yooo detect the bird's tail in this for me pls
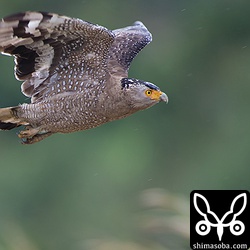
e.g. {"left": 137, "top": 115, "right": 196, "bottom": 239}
{"left": 0, "top": 106, "right": 53, "bottom": 144}
{"left": 0, "top": 106, "right": 26, "bottom": 130}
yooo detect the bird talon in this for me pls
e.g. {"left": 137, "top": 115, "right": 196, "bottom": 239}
{"left": 20, "top": 132, "right": 53, "bottom": 145}
{"left": 18, "top": 127, "right": 40, "bottom": 138}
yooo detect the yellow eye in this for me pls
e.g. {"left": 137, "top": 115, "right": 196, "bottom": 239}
{"left": 145, "top": 89, "right": 152, "bottom": 96}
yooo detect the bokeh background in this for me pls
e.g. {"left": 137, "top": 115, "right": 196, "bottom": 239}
{"left": 0, "top": 1, "right": 250, "bottom": 249}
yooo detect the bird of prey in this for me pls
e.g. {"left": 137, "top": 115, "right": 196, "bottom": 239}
{"left": 0, "top": 12, "right": 168, "bottom": 144}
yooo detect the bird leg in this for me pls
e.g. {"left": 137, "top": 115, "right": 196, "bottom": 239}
{"left": 21, "top": 132, "right": 53, "bottom": 144}
{"left": 18, "top": 126, "right": 53, "bottom": 144}
{"left": 18, "top": 126, "right": 40, "bottom": 139}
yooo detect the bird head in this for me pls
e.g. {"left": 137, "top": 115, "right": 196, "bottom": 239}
{"left": 121, "top": 78, "right": 168, "bottom": 110}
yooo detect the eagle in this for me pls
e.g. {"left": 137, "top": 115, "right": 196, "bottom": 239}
{"left": 0, "top": 12, "right": 168, "bottom": 144}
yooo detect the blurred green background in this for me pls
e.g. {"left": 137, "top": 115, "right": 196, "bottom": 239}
{"left": 0, "top": 0, "right": 250, "bottom": 249}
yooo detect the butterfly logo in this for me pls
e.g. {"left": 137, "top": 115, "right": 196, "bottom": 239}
{"left": 193, "top": 192, "right": 247, "bottom": 241}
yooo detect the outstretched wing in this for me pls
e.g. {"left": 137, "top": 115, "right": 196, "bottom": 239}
{"left": 0, "top": 12, "right": 114, "bottom": 102}
{"left": 107, "top": 21, "right": 152, "bottom": 77}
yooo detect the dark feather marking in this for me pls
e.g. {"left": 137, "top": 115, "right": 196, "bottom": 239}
{"left": 3, "top": 12, "right": 26, "bottom": 22}
{"left": 0, "top": 122, "right": 20, "bottom": 130}
{"left": 121, "top": 78, "right": 159, "bottom": 90}
{"left": 40, "top": 12, "right": 54, "bottom": 22}
{"left": 13, "top": 20, "right": 31, "bottom": 38}
{"left": 12, "top": 45, "right": 38, "bottom": 79}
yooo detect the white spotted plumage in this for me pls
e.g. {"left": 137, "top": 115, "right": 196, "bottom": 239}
{"left": 0, "top": 11, "right": 167, "bottom": 144}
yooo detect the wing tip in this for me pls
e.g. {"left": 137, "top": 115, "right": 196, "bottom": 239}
{"left": 132, "top": 21, "right": 152, "bottom": 41}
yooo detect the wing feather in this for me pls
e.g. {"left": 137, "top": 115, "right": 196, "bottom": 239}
{"left": 0, "top": 12, "right": 114, "bottom": 102}
{"left": 107, "top": 21, "right": 152, "bottom": 77}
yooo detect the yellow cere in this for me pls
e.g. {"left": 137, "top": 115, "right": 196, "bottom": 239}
{"left": 145, "top": 89, "right": 163, "bottom": 101}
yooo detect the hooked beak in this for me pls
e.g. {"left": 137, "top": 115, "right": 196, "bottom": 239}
{"left": 160, "top": 92, "right": 168, "bottom": 103}
{"left": 150, "top": 90, "right": 168, "bottom": 103}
